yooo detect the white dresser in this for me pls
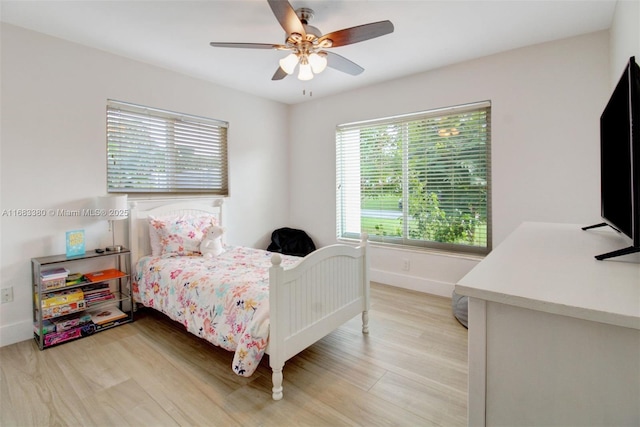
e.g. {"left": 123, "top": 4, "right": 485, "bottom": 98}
{"left": 456, "top": 222, "right": 640, "bottom": 426}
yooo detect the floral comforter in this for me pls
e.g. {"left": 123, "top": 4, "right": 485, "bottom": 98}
{"left": 132, "top": 246, "right": 300, "bottom": 376}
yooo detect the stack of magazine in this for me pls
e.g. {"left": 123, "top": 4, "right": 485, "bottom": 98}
{"left": 81, "top": 283, "right": 115, "bottom": 306}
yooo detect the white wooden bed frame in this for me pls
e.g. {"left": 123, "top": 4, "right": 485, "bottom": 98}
{"left": 129, "top": 199, "right": 370, "bottom": 400}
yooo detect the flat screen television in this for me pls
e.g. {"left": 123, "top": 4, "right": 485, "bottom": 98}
{"left": 583, "top": 56, "right": 640, "bottom": 260}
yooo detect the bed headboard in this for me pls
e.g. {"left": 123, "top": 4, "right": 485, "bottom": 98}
{"left": 129, "top": 198, "right": 224, "bottom": 266}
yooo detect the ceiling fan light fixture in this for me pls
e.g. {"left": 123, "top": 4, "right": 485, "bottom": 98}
{"left": 209, "top": 1, "right": 394, "bottom": 82}
{"left": 279, "top": 53, "right": 299, "bottom": 74}
{"left": 298, "top": 61, "right": 314, "bottom": 81}
{"left": 308, "top": 52, "right": 328, "bottom": 74}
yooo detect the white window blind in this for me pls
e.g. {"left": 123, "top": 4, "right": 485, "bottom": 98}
{"left": 336, "top": 101, "right": 491, "bottom": 254}
{"left": 107, "top": 100, "right": 228, "bottom": 194}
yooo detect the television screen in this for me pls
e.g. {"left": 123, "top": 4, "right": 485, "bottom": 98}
{"left": 584, "top": 56, "right": 640, "bottom": 260}
{"left": 600, "top": 62, "right": 633, "bottom": 238}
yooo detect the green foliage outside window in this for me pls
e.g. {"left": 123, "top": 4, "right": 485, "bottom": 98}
{"left": 337, "top": 101, "right": 491, "bottom": 254}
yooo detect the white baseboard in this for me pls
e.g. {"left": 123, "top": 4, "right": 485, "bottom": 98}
{"left": 0, "top": 319, "right": 33, "bottom": 347}
{"left": 371, "top": 268, "right": 455, "bottom": 298}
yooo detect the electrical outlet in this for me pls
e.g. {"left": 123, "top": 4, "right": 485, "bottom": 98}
{"left": 1, "top": 287, "right": 14, "bottom": 303}
{"left": 402, "top": 259, "right": 410, "bottom": 271}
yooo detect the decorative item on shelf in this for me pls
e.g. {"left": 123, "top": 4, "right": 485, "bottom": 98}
{"left": 65, "top": 230, "right": 85, "bottom": 257}
{"left": 98, "top": 194, "right": 128, "bottom": 252}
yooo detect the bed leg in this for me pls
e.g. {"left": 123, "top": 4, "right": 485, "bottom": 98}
{"left": 362, "top": 310, "right": 369, "bottom": 334}
{"left": 272, "top": 367, "right": 284, "bottom": 400}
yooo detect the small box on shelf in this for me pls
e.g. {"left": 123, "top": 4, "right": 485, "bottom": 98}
{"left": 41, "top": 277, "right": 67, "bottom": 291}
{"left": 34, "top": 320, "right": 56, "bottom": 336}
{"left": 40, "top": 267, "right": 69, "bottom": 280}
{"left": 36, "top": 323, "right": 96, "bottom": 348}
{"left": 51, "top": 311, "right": 92, "bottom": 332}
{"left": 40, "top": 267, "right": 70, "bottom": 290}
{"left": 36, "top": 288, "right": 84, "bottom": 308}
{"left": 41, "top": 300, "right": 86, "bottom": 319}
{"left": 42, "top": 327, "right": 82, "bottom": 347}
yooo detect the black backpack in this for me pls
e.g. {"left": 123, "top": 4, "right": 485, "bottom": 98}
{"left": 267, "top": 227, "right": 316, "bottom": 257}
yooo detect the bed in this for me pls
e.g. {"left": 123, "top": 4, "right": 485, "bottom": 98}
{"left": 129, "top": 199, "right": 370, "bottom": 400}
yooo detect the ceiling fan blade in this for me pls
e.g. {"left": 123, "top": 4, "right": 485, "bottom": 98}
{"left": 272, "top": 66, "right": 289, "bottom": 80}
{"left": 267, "top": 0, "right": 306, "bottom": 36}
{"left": 325, "top": 51, "right": 364, "bottom": 76}
{"left": 209, "top": 42, "right": 284, "bottom": 50}
{"left": 319, "top": 20, "right": 394, "bottom": 48}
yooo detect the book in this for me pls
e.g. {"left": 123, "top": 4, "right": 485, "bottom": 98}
{"left": 81, "top": 283, "right": 110, "bottom": 294}
{"left": 41, "top": 267, "right": 70, "bottom": 280}
{"left": 85, "top": 293, "right": 115, "bottom": 306}
{"left": 87, "top": 305, "right": 127, "bottom": 325}
{"left": 66, "top": 229, "right": 85, "bottom": 257}
{"left": 80, "top": 283, "right": 113, "bottom": 304}
{"left": 84, "top": 269, "right": 126, "bottom": 283}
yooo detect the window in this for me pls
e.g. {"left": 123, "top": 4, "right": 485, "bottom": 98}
{"left": 107, "top": 100, "right": 228, "bottom": 194}
{"left": 336, "top": 101, "right": 491, "bottom": 255}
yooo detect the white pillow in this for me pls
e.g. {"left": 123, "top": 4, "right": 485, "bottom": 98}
{"left": 148, "top": 214, "right": 217, "bottom": 256}
{"left": 148, "top": 218, "right": 164, "bottom": 256}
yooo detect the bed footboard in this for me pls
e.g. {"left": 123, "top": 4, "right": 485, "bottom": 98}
{"left": 268, "top": 234, "right": 370, "bottom": 400}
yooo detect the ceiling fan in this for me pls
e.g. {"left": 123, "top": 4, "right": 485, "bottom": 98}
{"left": 209, "top": 0, "right": 394, "bottom": 81}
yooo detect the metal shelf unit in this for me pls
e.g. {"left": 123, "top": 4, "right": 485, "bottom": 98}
{"left": 31, "top": 248, "right": 133, "bottom": 350}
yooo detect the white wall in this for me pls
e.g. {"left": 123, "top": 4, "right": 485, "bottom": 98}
{"left": 288, "top": 31, "right": 611, "bottom": 296}
{"left": 609, "top": 0, "right": 640, "bottom": 88}
{"left": 0, "top": 23, "right": 290, "bottom": 345}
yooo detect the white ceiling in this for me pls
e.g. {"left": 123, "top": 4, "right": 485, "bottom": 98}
{"left": 1, "top": 0, "right": 617, "bottom": 105}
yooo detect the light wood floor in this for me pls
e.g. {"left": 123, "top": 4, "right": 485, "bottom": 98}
{"left": 0, "top": 283, "right": 468, "bottom": 426}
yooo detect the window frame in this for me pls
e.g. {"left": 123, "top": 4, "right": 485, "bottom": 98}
{"left": 106, "top": 100, "right": 229, "bottom": 195}
{"left": 336, "top": 101, "right": 492, "bottom": 255}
